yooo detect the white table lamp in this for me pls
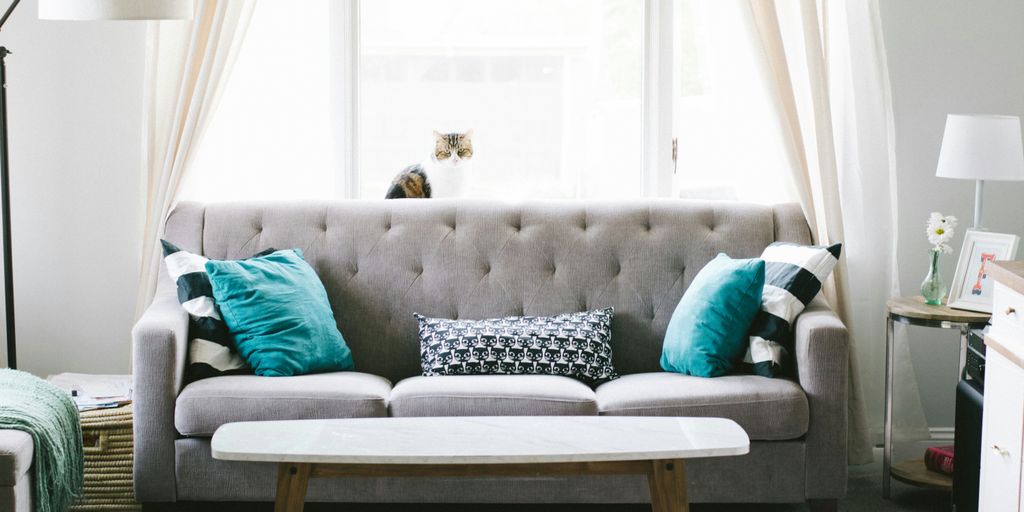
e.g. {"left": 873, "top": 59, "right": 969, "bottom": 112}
{"left": 936, "top": 114, "right": 1024, "bottom": 229}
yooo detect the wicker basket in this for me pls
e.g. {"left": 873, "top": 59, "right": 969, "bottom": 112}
{"left": 71, "top": 404, "right": 141, "bottom": 511}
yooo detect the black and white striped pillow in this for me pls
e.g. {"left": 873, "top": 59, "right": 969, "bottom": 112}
{"left": 161, "top": 241, "right": 275, "bottom": 382}
{"left": 747, "top": 242, "right": 841, "bottom": 378}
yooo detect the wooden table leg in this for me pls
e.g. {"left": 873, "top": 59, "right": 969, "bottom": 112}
{"left": 275, "top": 463, "right": 311, "bottom": 512}
{"left": 647, "top": 459, "right": 689, "bottom": 512}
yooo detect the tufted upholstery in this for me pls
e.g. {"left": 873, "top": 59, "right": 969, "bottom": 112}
{"left": 166, "top": 200, "right": 811, "bottom": 383}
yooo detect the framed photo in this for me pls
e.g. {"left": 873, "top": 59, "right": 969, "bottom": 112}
{"left": 948, "top": 229, "right": 1020, "bottom": 313}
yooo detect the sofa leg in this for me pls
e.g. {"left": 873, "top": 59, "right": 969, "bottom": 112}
{"left": 807, "top": 498, "right": 839, "bottom": 512}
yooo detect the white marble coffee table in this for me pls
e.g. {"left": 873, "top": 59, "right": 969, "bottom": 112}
{"left": 211, "top": 416, "right": 750, "bottom": 512}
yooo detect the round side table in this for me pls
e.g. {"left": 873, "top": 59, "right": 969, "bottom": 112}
{"left": 882, "top": 296, "right": 989, "bottom": 498}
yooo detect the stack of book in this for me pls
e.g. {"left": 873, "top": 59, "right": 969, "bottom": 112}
{"left": 46, "top": 373, "right": 131, "bottom": 412}
{"left": 925, "top": 445, "right": 955, "bottom": 475}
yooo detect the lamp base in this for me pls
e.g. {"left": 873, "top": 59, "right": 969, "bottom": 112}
{"left": 973, "top": 179, "right": 984, "bottom": 231}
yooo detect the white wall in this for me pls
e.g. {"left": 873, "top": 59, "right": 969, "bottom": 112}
{"left": 880, "top": 0, "right": 1024, "bottom": 430}
{"left": 0, "top": 0, "right": 146, "bottom": 376}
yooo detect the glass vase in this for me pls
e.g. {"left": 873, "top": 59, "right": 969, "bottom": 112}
{"left": 920, "top": 248, "right": 945, "bottom": 305}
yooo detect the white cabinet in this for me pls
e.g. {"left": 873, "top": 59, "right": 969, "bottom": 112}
{"left": 980, "top": 278, "right": 1024, "bottom": 511}
{"left": 979, "top": 349, "right": 1024, "bottom": 511}
{"left": 993, "top": 282, "right": 1024, "bottom": 341}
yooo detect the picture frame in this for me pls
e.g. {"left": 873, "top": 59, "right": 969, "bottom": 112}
{"left": 948, "top": 229, "right": 1020, "bottom": 313}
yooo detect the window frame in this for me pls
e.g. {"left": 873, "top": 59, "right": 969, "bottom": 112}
{"left": 329, "top": 0, "right": 676, "bottom": 199}
{"left": 329, "top": 0, "right": 360, "bottom": 199}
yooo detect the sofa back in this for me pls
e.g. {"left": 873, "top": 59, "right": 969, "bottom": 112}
{"left": 163, "top": 200, "right": 811, "bottom": 382}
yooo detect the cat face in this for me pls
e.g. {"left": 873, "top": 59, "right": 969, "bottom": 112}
{"left": 526, "top": 347, "right": 544, "bottom": 362}
{"left": 471, "top": 346, "right": 489, "bottom": 360}
{"left": 489, "top": 346, "right": 508, "bottom": 361}
{"left": 453, "top": 348, "right": 472, "bottom": 362}
{"left": 433, "top": 130, "right": 474, "bottom": 167}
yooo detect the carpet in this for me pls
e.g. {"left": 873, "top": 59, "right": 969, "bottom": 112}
{"left": 164, "top": 459, "right": 951, "bottom": 512}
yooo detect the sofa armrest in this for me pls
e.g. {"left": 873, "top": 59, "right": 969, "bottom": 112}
{"left": 793, "top": 297, "right": 849, "bottom": 500}
{"left": 131, "top": 273, "right": 188, "bottom": 502}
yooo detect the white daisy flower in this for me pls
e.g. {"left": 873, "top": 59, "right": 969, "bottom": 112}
{"left": 925, "top": 212, "right": 957, "bottom": 251}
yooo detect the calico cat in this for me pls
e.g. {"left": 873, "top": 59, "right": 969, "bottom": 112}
{"left": 385, "top": 130, "right": 474, "bottom": 199}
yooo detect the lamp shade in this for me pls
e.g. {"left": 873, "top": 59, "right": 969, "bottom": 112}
{"left": 39, "top": 0, "right": 193, "bottom": 20}
{"left": 936, "top": 114, "right": 1024, "bottom": 181}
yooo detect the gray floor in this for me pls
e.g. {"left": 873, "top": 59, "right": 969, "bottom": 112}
{"left": 168, "top": 458, "right": 952, "bottom": 512}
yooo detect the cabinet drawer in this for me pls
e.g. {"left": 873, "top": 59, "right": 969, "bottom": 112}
{"left": 994, "top": 282, "right": 1024, "bottom": 334}
{"left": 980, "top": 350, "right": 1024, "bottom": 512}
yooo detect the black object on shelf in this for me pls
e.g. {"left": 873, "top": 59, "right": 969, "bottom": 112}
{"left": 953, "top": 329, "right": 986, "bottom": 512}
{"left": 964, "top": 328, "right": 986, "bottom": 385}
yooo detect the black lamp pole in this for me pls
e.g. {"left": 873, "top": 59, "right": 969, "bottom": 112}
{"left": 1, "top": 0, "right": 20, "bottom": 369}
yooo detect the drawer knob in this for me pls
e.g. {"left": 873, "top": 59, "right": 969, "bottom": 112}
{"left": 993, "top": 445, "right": 1010, "bottom": 458}
{"left": 1007, "top": 307, "right": 1018, "bottom": 316}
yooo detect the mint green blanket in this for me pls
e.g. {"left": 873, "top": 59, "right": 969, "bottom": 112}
{"left": 0, "top": 369, "right": 83, "bottom": 512}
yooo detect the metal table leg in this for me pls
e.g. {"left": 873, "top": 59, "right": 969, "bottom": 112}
{"left": 958, "top": 326, "right": 969, "bottom": 378}
{"left": 883, "top": 313, "right": 895, "bottom": 499}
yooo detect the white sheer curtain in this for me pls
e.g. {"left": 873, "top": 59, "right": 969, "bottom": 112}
{"left": 136, "top": 0, "right": 256, "bottom": 314}
{"left": 828, "top": 0, "right": 930, "bottom": 458}
{"left": 748, "top": 0, "right": 924, "bottom": 463}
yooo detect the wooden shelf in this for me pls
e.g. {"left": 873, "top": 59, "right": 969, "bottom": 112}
{"left": 890, "top": 459, "right": 952, "bottom": 490}
{"left": 887, "top": 296, "right": 990, "bottom": 324}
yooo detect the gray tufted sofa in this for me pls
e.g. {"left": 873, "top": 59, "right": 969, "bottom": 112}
{"left": 132, "top": 199, "right": 848, "bottom": 510}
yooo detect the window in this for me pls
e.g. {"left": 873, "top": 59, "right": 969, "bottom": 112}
{"left": 670, "top": 0, "right": 797, "bottom": 203}
{"left": 358, "top": 0, "right": 643, "bottom": 199}
{"left": 182, "top": 0, "right": 796, "bottom": 204}
{"left": 183, "top": 0, "right": 337, "bottom": 202}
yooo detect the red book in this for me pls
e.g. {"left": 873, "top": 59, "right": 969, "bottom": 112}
{"left": 925, "top": 445, "right": 954, "bottom": 475}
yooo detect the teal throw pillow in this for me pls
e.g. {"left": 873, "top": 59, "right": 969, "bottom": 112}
{"left": 660, "top": 254, "right": 765, "bottom": 378}
{"left": 205, "top": 249, "right": 354, "bottom": 377}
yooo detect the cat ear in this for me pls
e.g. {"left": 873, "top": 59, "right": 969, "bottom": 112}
{"left": 462, "top": 129, "right": 474, "bottom": 140}
{"left": 433, "top": 130, "right": 445, "bottom": 141}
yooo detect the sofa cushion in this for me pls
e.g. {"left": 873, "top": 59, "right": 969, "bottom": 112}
{"left": 389, "top": 375, "right": 598, "bottom": 417}
{"left": 160, "top": 240, "right": 273, "bottom": 382}
{"left": 595, "top": 372, "right": 808, "bottom": 441}
{"left": 175, "top": 372, "right": 391, "bottom": 437}
{"left": 747, "top": 242, "right": 841, "bottom": 378}
{"left": 660, "top": 254, "right": 765, "bottom": 378}
{"left": 206, "top": 249, "right": 355, "bottom": 377}
{"left": 416, "top": 308, "right": 618, "bottom": 382}
{"left": 0, "top": 430, "right": 32, "bottom": 486}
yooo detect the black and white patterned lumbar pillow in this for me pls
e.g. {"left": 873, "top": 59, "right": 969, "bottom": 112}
{"left": 746, "top": 242, "right": 842, "bottom": 378}
{"left": 416, "top": 308, "right": 618, "bottom": 382}
{"left": 161, "top": 240, "right": 275, "bottom": 382}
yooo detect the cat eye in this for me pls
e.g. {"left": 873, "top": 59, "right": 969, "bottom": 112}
{"left": 437, "top": 151, "right": 451, "bottom": 159}
{"left": 458, "top": 150, "right": 471, "bottom": 157}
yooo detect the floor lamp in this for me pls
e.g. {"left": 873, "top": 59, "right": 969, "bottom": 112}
{"left": 1, "top": 0, "right": 193, "bottom": 369}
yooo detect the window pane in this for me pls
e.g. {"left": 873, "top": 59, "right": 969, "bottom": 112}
{"left": 358, "top": 0, "right": 644, "bottom": 199}
{"left": 672, "top": 0, "right": 797, "bottom": 204}
{"left": 181, "top": 0, "right": 336, "bottom": 202}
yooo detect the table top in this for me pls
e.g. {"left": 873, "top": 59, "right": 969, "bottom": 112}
{"left": 991, "top": 261, "right": 1024, "bottom": 297}
{"left": 886, "top": 296, "right": 990, "bottom": 324}
{"left": 211, "top": 416, "right": 750, "bottom": 465}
